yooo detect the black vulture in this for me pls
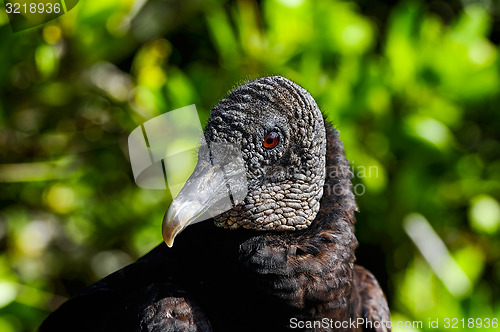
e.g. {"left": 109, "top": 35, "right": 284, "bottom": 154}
{"left": 40, "top": 76, "right": 390, "bottom": 332}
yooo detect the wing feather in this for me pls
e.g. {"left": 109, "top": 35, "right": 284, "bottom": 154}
{"left": 353, "top": 265, "right": 391, "bottom": 332}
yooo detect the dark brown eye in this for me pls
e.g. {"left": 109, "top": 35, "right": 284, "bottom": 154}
{"left": 263, "top": 131, "right": 279, "bottom": 149}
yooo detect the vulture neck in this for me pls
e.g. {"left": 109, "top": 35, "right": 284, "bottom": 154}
{"left": 315, "top": 121, "right": 358, "bottom": 231}
{"left": 299, "top": 121, "right": 359, "bottom": 319}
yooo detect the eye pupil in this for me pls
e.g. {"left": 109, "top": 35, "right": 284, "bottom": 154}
{"left": 263, "top": 131, "right": 279, "bottom": 149}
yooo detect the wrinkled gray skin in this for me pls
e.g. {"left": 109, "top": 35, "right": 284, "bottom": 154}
{"left": 207, "top": 76, "right": 327, "bottom": 231}
{"left": 163, "top": 76, "right": 328, "bottom": 246}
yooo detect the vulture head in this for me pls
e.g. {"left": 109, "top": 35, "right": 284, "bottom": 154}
{"left": 163, "top": 76, "right": 334, "bottom": 246}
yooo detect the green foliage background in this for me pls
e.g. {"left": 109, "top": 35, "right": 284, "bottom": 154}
{"left": 0, "top": 0, "right": 499, "bottom": 331}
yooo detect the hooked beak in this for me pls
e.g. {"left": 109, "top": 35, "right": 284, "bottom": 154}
{"left": 161, "top": 144, "right": 247, "bottom": 247}
{"left": 162, "top": 199, "right": 206, "bottom": 247}
{"left": 162, "top": 165, "right": 221, "bottom": 247}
